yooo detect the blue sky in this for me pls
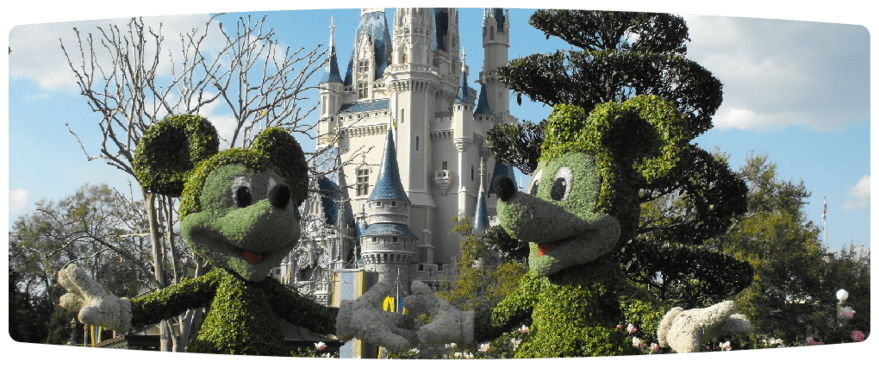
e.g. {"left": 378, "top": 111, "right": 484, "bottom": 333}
{"left": 3, "top": 1, "right": 872, "bottom": 256}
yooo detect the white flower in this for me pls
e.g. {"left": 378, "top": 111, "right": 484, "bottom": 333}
{"left": 511, "top": 338, "right": 523, "bottom": 350}
{"left": 454, "top": 352, "right": 462, "bottom": 358}
{"left": 632, "top": 337, "right": 645, "bottom": 348}
{"left": 409, "top": 348, "right": 420, "bottom": 354}
{"left": 478, "top": 343, "right": 491, "bottom": 353}
{"left": 720, "top": 341, "right": 732, "bottom": 351}
{"left": 519, "top": 325, "right": 530, "bottom": 334}
{"left": 314, "top": 341, "right": 327, "bottom": 350}
{"left": 465, "top": 352, "right": 474, "bottom": 359}
{"left": 446, "top": 342, "right": 457, "bottom": 348}
{"left": 650, "top": 343, "right": 659, "bottom": 353}
{"left": 626, "top": 323, "right": 638, "bottom": 334}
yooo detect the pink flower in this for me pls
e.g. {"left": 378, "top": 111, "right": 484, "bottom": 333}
{"left": 853, "top": 331, "right": 865, "bottom": 342}
{"left": 518, "top": 325, "right": 530, "bottom": 334}
{"left": 626, "top": 323, "right": 638, "bottom": 334}
{"left": 720, "top": 341, "right": 732, "bottom": 351}
{"left": 806, "top": 337, "right": 823, "bottom": 346}
{"left": 616, "top": 324, "right": 622, "bottom": 331}
{"left": 314, "top": 341, "right": 327, "bottom": 350}
{"left": 839, "top": 307, "right": 856, "bottom": 319}
{"left": 650, "top": 343, "right": 659, "bottom": 353}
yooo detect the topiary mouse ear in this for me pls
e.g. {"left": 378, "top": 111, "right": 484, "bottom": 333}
{"left": 134, "top": 115, "right": 219, "bottom": 197}
{"left": 252, "top": 127, "right": 308, "bottom": 207}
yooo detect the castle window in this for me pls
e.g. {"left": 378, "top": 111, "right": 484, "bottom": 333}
{"left": 356, "top": 168, "right": 370, "bottom": 196}
{"left": 391, "top": 201, "right": 397, "bottom": 207}
{"left": 490, "top": 27, "right": 495, "bottom": 41}
{"left": 376, "top": 201, "right": 383, "bottom": 207}
{"left": 471, "top": 165, "right": 475, "bottom": 181}
{"left": 358, "top": 82, "right": 368, "bottom": 99}
{"left": 372, "top": 237, "right": 377, "bottom": 243}
{"left": 393, "top": 237, "right": 399, "bottom": 243}
{"left": 400, "top": 109, "right": 405, "bottom": 124}
{"left": 442, "top": 161, "right": 448, "bottom": 170}
{"left": 416, "top": 136, "right": 420, "bottom": 151}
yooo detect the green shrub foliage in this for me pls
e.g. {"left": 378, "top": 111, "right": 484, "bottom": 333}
{"left": 128, "top": 115, "right": 333, "bottom": 355}
{"left": 134, "top": 115, "right": 219, "bottom": 197}
{"left": 132, "top": 268, "right": 337, "bottom": 355}
{"left": 542, "top": 96, "right": 689, "bottom": 245}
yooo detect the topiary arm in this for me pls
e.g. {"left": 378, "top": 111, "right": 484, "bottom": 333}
{"left": 130, "top": 269, "right": 223, "bottom": 327}
{"left": 264, "top": 278, "right": 338, "bottom": 335}
{"left": 477, "top": 272, "right": 543, "bottom": 341}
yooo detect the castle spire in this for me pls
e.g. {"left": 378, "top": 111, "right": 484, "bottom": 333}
{"left": 320, "top": 17, "right": 343, "bottom": 84}
{"left": 473, "top": 157, "right": 489, "bottom": 236}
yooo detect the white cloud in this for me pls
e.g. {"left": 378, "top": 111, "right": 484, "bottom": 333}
{"left": 682, "top": 15, "right": 869, "bottom": 132}
{"left": 9, "top": 188, "right": 31, "bottom": 215}
{"left": 9, "top": 14, "right": 218, "bottom": 92}
{"left": 843, "top": 175, "right": 870, "bottom": 210}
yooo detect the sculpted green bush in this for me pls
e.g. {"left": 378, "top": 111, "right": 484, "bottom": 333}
{"left": 434, "top": 95, "right": 751, "bottom": 357}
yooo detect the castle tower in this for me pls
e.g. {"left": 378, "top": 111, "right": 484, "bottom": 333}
{"left": 345, "top": 9, "right": 393, "bottom": 101}
{"left": 309, "top": 9, "right": 516, "bottom": 296}
{"left": 359, "top": 129, "right": 417, "bottom": 293}
{"left": 481, "top": 8, "right": 511, "bottom": 120}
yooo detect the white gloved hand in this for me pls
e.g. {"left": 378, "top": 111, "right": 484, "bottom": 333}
{"left": 405, "top": 281, "right": 475, "bottom": 348}
{"left": 657, "top": 301, "right": 751, "bottom": 353}
{"left": 336, "top": 279, "right": 418, "bottom": 352}
{"left": 58, "top": 264, "right": 132, "bottom": 333}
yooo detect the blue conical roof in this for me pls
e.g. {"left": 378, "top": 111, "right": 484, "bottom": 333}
{"left": 474, "top": 82, "right": 493, "bottom": 115}
{"left": 369, "top": 129, "right": 410, "bottom": 202}
{"left": 473, "top": 185, "right": 489, "bottom": 236}
{"left": 455, "top": 68, "right": 473, "bottom": 104}
{"left": 488, "top": 160, "right": 517, "bottom": 196}
{"left": 320, "top": 45, "right": 343, "bottom": 84}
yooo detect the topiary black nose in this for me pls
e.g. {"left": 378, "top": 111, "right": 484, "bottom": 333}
{"left": 494, "top": 176, "right": 517, "bottom": 202}
{"left": 268, "top": 184, "right": 291, "bottom": 209}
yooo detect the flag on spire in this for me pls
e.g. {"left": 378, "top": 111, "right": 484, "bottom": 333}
{"left": 823, "top": 195, "right": 827, "bottom": 222}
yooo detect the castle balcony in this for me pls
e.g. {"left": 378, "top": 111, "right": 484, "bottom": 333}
{"left": 435, "top": 170, "right": 452, "bottom": 193}
{"left": 386, "top": 63, "right": 439, "bottom": 76}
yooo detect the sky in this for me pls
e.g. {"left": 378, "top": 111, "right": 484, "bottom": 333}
{"left": 4, "top": 1, "right": 872, "bottom": 253}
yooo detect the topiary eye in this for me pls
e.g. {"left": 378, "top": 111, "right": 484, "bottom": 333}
{"left": 528, "top": 170, "right": 543, "bottom": 196}
{"left": 550, "top": 167, "right": 573, "bottom": 201}
{"left": 234, "top": 186, "right": 253, "bottom": 208}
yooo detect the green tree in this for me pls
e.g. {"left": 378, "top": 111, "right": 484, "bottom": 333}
{"left": 438, "top": 218, "right": 528, "bottom": 321}
{"left": 8, "top": 270, "right": 56, "bottom": 343}
{"left": 707, "top": 154, "right": 832, "bottom": 343}
{"left": 8, "top": 183, "right": 164, "bottom": 343}
{"left": 489, "top": 10, "right": 750, "bottom": 308}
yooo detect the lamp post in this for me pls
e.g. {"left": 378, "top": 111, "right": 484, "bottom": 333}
{"left": 68, "top": 318, "right": 77, "bottom": 346}
{"left": 836, "top": 289, "right": 850, "bottom": 331}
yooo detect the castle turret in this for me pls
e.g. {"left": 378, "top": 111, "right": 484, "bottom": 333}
{"left": 359, "top": 128, "right": 417, "bottom": 293}
{"left": 481, "top": 8, "right": 511, "bottom": 121}
{"left": 318, "top": 17, "right": 344, "bottom": 147}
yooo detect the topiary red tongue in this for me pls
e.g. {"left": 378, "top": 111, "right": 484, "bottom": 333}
{"left": 243, "top": 251, "right": 263, "bottom": 264}
{"left": 537, "top": 245, "right": 556, "bottom": 257}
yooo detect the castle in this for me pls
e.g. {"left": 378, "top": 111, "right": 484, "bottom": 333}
{"left": 272, "top": 8, "right": 517, "bottom": 304}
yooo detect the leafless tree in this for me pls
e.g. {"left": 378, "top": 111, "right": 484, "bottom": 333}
{"left": 60, "top": 14, "right": 328, "bottom": 351}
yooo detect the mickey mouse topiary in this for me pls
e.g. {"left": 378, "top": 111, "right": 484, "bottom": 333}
{"left": 59, "top": 115, "right": 417, "bottom": 355}
{"left": 408, "top": 96, "right": 751, "bottom": 357}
